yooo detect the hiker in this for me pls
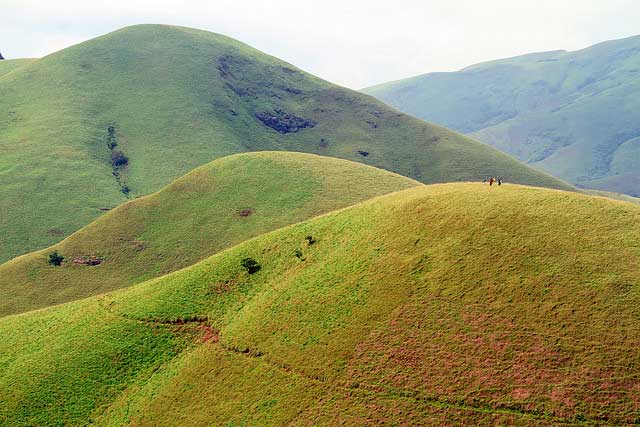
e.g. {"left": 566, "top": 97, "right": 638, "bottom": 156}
{"left": 498, "top": 178, "right": 502, "bottom": 186}
{"left": 489, "top": 177, "right": 494, "bottom": 186}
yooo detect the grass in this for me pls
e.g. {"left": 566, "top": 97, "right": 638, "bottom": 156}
{"left": 0, "top": 23, "right": 571, "bottom": 263}
{"left": 0, "top": 58, "right": 35, "bottom": 77}
{"left": 0, "top": 151, "right": 420, "bottom": 317}
{"left": 1, "top": 183, "right": 638, "bottom": 426}
{"left": 363, "top": 35, "right": 640, "bottom": 196}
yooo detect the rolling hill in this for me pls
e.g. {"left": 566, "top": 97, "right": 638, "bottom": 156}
{"left": 0, "top": 151, "right": 419, "bottom": 317}
{"left": 0, "top": 58, "right": 35, "bottom": 77}
{"left": 0, "top": 24, "right": 571, "bottom": 263}
{"left": 364, "top": 35, "right": 640, "bottom": 197}
{"left": 1, "top": 183, "right": 638, "bottom": 426}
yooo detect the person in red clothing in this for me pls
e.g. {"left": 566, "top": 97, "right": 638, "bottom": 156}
{"left": 489, "top": 177, "right": 495, "bottom": 186}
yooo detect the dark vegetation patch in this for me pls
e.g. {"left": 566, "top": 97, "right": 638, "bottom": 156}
{"left": 366, "top": 120, "right": 378, "bottom": 128}
{"left": 48, "top": 251, "right": 64, "bottom": 266}
{"left": 111, "top": 150, "right": 128, "bottom": 167}
{"left": 305, "top": 235, "right": 316, "bottom": 246}
{"left": 318, "top": 138, "right": 328, "bottom": 148}
{"left": 98, "top": 207, "right": 113, "bottom": 212}
{"left": 217, "top": 55, "right": 257, "bottom": 97}
{"left": 255, "top": 109, "right": 316, "bottom": 134}
{"left": 237, "top": 208, "right": 253, "bottom": 217}
{"left": 0, "top": 52, "right": 4, "bottom": 60}
{"left": 47, "top": 228, "right": 64, "bottom": 237}
{"left": 104, "top": 126, "right": 131, "bottom": 196}
{"left": 241, "top": 257, "right": 261, "bottom": 274}
{"left": 357, "top": 150, "right": 370, "bottom": 157}
{"left": 106, "top": 126, "right": 117, "bottom": 149}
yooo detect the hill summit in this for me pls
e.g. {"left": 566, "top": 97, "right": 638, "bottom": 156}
{"left": 0, "top": 24, "right": 570, "bottom": 263}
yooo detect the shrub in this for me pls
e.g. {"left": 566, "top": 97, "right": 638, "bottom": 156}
{"left": 111, "top": 150, "right": 128, "bottom": 167}
{"left": 294, "top": 249, "right": 303, "bottom": 259}
{"left": 305, "top": 235, "right": 316, "bottom": 246}
{"left": 48, "top": 251, "right": 64, "bottom": 266}
{"left": 241, "top": 257, "right": 261, "bottom": 274}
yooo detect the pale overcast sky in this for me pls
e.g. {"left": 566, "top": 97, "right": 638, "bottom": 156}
{"left": 3, "top": 0, "right": 639, "bottom": 88}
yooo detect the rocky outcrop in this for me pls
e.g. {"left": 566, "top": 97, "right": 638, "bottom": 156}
{"left": 255, "top": 109, "right": 316, "bottom": 134}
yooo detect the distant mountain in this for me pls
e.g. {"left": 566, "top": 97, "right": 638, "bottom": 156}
{"left": 0, "top": 24, "right": 570, "bottom": 263}
{"left": 364, "top": 35, "right": 640, "bottom": 196}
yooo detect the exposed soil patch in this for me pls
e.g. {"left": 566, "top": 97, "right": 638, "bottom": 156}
{"left": 73, "top": 256, "right": 103, "bottom": 266}
{"left": 237, "top": 208, "right": 253, "bottom": 217}
{"left": 209, "top": 279, "right": 238, "bottom": 295}
{"left": 255, "top": 109, "right": 316, "bottom": 134}
{"left": 199, "top": 324, "right": 219, "bottom": 343}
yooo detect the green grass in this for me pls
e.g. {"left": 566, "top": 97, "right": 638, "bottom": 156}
{"left": 0, "top": 24, "right": 571, "bottom": 263}
{"left": 0, "top": 58, "right": 35, "bottom": 77}
{"left": 1, "top": 183, "right": 638, "bottom": 426}
{"left": 363, "top": 35, "right": 640, "bottom": 196}
{"left": 0, "top": 151, "right": 420, "bottom": 317}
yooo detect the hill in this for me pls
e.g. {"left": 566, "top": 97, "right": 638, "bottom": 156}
{"left": 364, "top": 35, "right": 640, "bottom": 196}
{"left": 0, "top": 24, "right": 571, "bottom": 263}
{"left": 0, "top": 151, "right": 419, "bottom": 317}
{"left": 0, "top": 58, "right": 35, "bottom": 77}
{"left": 1, "top": 183, "right": 638, "bottom": 426}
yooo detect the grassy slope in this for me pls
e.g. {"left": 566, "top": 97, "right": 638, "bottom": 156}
{"left": 0, "top": 58, "right": 35, "bottom": 77}
{"left": 363, "top": 35, "right": 640, "bottom": 196}
{"left": 2, "top": 184, "right": 639, "bottom": 426}
{"left": 0, "top": 151, "right": 419, "bottom": 317}
{"left": 0, "top": 24, "right": 571, "bottom": 263}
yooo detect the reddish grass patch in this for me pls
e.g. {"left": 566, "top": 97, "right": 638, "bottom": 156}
{"left": 237, "top": 208, "right": 253, "bottom": 217}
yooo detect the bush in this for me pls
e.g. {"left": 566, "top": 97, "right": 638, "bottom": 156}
{"left": 241, "top": 257, "right": 261, "bottom": 274}
{"left": 48, "top": 251, "right": 64, "bottom": 266}
{"left": 305, "top": 235, "right": 316, "bottom": 246}
{"left": 111, "top": 150, "right": 128, "bottom": 167}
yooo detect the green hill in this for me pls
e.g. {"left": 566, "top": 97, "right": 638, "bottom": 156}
{"left": 0, "top": 24, "right": 571, "bottom": 263}
{"left": 0, "top": 151, "right": 419, "bottom": 317}
{"left": 364, "top": 35, "right": 640, "bottom": 197}
{"left": 0, "top": 58, "right": 35, "bottom": 77}
{"left": 1, "top": 183, "right": 638, "bottom": 426}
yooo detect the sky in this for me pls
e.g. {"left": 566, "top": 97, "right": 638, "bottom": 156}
{"left": 3, "top": 0, "right": 640, "bottom": 88}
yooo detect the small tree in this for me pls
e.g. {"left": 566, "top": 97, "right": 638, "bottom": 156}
{"left": 241, "top": 257, "right": 261, "bottom": 274}
{"left": 48, "top": 251, "right": 64, "bottom": 266}
{"left": 111, "top": 150, "right": 128, "bottom": 167}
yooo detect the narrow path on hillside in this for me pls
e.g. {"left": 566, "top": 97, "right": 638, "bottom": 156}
{"left": 94, "top": 299, "right": 613, "bottom": 425}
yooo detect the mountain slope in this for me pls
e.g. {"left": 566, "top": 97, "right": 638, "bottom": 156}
{"left": 364, "top": 35, "right": 640, "bottom": 196}
{"left": 1, "top": 184, "right": 638, "bottom": 426}
{"left": 0, "top": 24, "right": 571, "bottom": 263}
{"left": 0, "top": 58, "right": 35, "bottom": 77}
{"left": 0, "top": 151, "right": 419, "bottom": 317}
